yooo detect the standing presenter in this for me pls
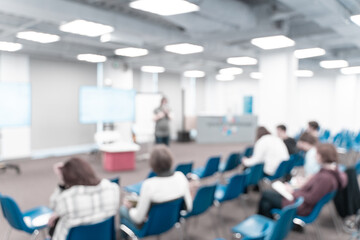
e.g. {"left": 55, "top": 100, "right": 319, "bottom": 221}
{"left": 153, "top": 97, "right": 172, "bottom": 146}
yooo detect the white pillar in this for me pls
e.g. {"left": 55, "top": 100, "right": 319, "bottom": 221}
{"left": 258, "top": 49, "right": 298, "bottom": 133}
{"left": 0, "top": 53, "right": 31, "bottom": 160}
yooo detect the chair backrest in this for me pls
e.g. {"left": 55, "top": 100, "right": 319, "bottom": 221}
{"left": 221, "top": 173, "right": 247, "bottom": 202}
{"left": 291, "top": 152, "right": 305, "bottom": 167}
{"left": 109, "top": 177, "right": 120, "bottom": 185}
{"left": 175, "top": 162, "right": 193, "bottom": 176}
{"left": 147, "top": 171, "right": 157, "bottom": 178}
{"left": 202, "top": 156, "right": 221, "bottom": 178}
{"left": 142, "top": 198, "right": 184, "bottom": 236}
{"left": 185, "top": 184, "right": 217, "bottom": 218}
{"left": 243, "top": 147, "right": 254, "bottom": 158}
{"left": 67, "top": 216, "right": 115, "bottom": 240}
{"left": 245, "top": 163, "right": 264, "bottom": 187}
{"left": 266, "top": 160, "right": 290, "bottom": 181}
{"left": 267, "top": 197, "right": 304, "bottom": 240}
{"left": 0, "top": 194, "right": 32, "bottom": 233}
{"left": 221, "top": 153, "right": 241, "bottom": 172}
{"left": 297, "top": 191, "right": 336, "bottom": 224}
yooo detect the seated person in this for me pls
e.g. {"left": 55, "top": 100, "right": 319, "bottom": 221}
{"left": 243, "top": 126, "right": 289, "bottom": 176}
{"left": 277, "top": 124, "right": 298, "bottom": 155}
{"left": 297, "top": 132, "right": 319, "bottom": 177}
{"left": 121, "top": 145, "right": 192, "bottom": 225}
{"left": 48, "top": 158, "right": 120, "bottom": 240}
{"left": 307, "top": 121, "right": 320, "bottom": 138}
{"left": 257, "top": 143, "right": 347, "bottom": 219}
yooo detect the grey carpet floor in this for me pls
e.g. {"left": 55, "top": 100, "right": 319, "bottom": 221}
{"left": 0, "top": 142, "right": 350, "bottom": 240}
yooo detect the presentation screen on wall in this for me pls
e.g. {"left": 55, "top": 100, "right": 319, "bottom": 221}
{"left": 0, "top": 82, "right": 31, "bottom": 128}
{"left": 79, "top": 86, "right": 135, "bottom": 124}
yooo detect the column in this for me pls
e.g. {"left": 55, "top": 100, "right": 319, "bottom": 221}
{"left": 258, "top": 49, "right": 298, "bottom": 133}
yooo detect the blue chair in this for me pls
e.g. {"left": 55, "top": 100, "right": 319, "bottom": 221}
{"left": 0, "top": 193, "right": 53, "bottom": 240}
{"left": 124, "top": 171, "right": 156, "bottom": 195}
{"left": 174, "top": 162, "right": 193, "bottom": 176}
{"left": 192, "top": 156, "right": 221, "bottom": 179}
{"left": 182, "top": 184, "right": 218, "bottom": 237}
{"left": 355, "top": 160, "right": 360, "bottom": 175}
{"left": 265, "top": 160, "right": 292, "bottom": 182}
{"left": 231, "top": 197, "right": 304, "bottom": 240}
{"left": 291, "top": 152, "right": 305, "bottom": 167}
{"left": 120, "top": 198, "right": 184, "bottom": 239}
{"left": 243, "top": 147, "right": 254, "bottom": 158}
{"left": 215, "top": 173, "right": 247, "bottom": 204}
{"left": 67, "top": 216, "right": 115, "bottom": 240}
{"left": 219, "top": 153, "right": 241, "bottom": 173}
{"left": 109, "top": 177, "right": 120, "bottom": 185}
{"left": 183, "top": 184, "right": 217, "bottom": 218}
{"left": 245, "top": 163, "right": 264, "bottom": 188}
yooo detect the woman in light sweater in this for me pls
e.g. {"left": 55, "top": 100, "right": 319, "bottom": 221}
{"left": 120, "top": 145, "right": 193, "bottom": 225}
{"left": 257, "top": 143, "right": 347, "bottom": 219}
{"left": 243, "top": 126, "right": 290, "bottom": 176}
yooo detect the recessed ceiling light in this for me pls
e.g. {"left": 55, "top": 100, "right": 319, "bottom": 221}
{"left": 77, "top": 54, "right": 107, "bottom": 63}
{"left": 294, "top": 48, "right": 326, "bottom": 59}
{"left": 129, "top": 0, "right": 199, "bottom": 16}
{"left": 341, "top": 66, "right": 360, "bottom": 75}
{"left": 351, "top": 15, "right": 360, "bottom": 26}
{"left": 251, "top": 35, "right": 295, "bottom": 50}
{"left": 219, "top": 67, "right": 243, "bottom": 75}
{"left": 100, "top": 33, "right": 112, "bottom": 43}
{"left": 216, "top": 74, "right": 235, "bottom": 81}
{"left": 60, "top": 19, "right": 114, "bottom": 37}
{"left": 164, "top": 43, "right": 204, "bottom": 55}
{"left": 227, "top": 57, "right": 257, "bottom": 66}
{"left": 0, "top": 41, "right": 22, "bottom": 52}
{"left": 115, "top": 47, "right": 149, "bottom": 57}
{"left": 295, "top": 70, "right": 314, "bottom": 77}
{"left": 16, "top": 31, "right": 60, "bottom": 43}
{"left": 183, "top": 70, "right": 205, "bottom": 78}
{"left": 319, "top": 60, "right": 348, "bottom": 69}
{"left": 250, "top": 72, "right": 262, "bottom": 79}
{"left": 141, "top": 66, "right": 165, "bottom": 73}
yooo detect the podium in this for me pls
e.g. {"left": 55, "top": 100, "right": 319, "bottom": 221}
{"left": 99, "top": 143, "right": 140, "bottom": 172}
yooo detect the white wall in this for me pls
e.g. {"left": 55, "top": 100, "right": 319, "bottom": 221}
{"left": 30, "top": 58, "right": 97, "bottom": 156}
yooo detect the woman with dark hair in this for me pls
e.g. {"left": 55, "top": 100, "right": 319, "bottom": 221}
{"left": 257, "top": 143, "right": 347, "bottom": 219}
{"left": 243, "top": 126, "right": 289, "bottom": 176}
{"left": 48, "top": 158, "right": 119, "bottom": 240}
{"left": 120, "top": 145, "right": 192, "bottom": 225}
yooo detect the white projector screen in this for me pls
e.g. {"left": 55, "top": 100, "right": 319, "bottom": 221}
{"left": 79, "top": 86, "right": 135, "bottom": 124}
{"left": 0, "top": 82, "right": 31, "bottom": 127}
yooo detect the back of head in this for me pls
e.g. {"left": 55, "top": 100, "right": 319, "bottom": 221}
{"left": 256, "top": 126, "right": 271, "bottom": 141}
{"left": 308, "top": 121, "right": 320, "bottom": 131}
{"left": 150, "top": 145, "right": 173, "bottom": 175}
{"left": 316, "top": 143, "right": 338, "bottom": 164}
{"left": 61, "top": 158, "right": 100, "bottom": 188}
{"left": 277, "top": 124, "right": 287, "bottom": 132}
{"left": 299, "top": 132, "right": 318, "bottom": 145}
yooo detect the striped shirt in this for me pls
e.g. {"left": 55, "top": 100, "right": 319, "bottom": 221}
{"left": 50, "top": 179, "right": 120, "bottom": 240}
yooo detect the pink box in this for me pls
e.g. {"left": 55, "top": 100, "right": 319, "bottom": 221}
{"left": 102, "top": 151, "right": 136, "bottom": 172}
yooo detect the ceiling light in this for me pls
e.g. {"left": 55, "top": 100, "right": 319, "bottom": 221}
{"left": 0, "top": 41, "right": 22, "bottom": 52}
{"left": 164, "top": 43, "right": 204, "bottom": 55}
{"left": 250, "top": 72, "right": 262, "bottom": 79}
{"left": 183, "top": 70, "right": 205, "bottom": 78}
{"left": 294, "top": 48, "right": 326, "bottom": 59}
{"left": 115, "top": 47, "right": 149, "bottom": 57}
{"left": 77, "top": 54, "right": 107, "bottom": 63}
{"left": 60, "top": 19, "right": 114, "bottom": 37}
{"left": 100, "top": 33, "right": 112, "bottom": 43}
{"left": 341, "top": 66, "right": 360, "bottom": 75}
{"left": 16, "top": 31, "right": 60, "bottom": 43}
{"left": 141, "top": 66, "right": 165, "bottom": 73}
{"left": 320, "top": 60, "right": 348, "bottom": 69}
{"left": 351, "top": 15, "right": 360, "bottom": 26}
{"left": 295, "top": 70, "right": 314, "bottom": 77}
{"left": 219, "top": 67, "right": 243, "bottom": 75}
{"left": 216, "top": 74, "right": 235, "bottom": 81}
{"left": 251, "top": 35, "right": 295, "bottom": 50}
{"left": 130, "top": 0, "right": 199, "bottom": 16}
{"left": 227, "top": 57, "right": 257, "bottom": 66}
